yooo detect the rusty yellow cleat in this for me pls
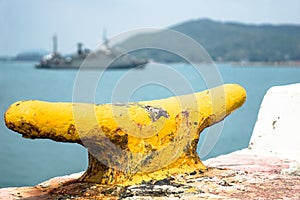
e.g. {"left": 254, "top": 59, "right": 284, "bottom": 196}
{"left": 4, "top": 84, "right": 246, "bottom": 185}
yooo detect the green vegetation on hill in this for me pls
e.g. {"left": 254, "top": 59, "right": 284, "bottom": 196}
{"left": 117, "top": 19, "right": 300, "bottom": 62}
{"left": 14, "top": 50, "right": 50, "bottom": 61}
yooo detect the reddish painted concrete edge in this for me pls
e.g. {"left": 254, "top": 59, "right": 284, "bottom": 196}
{"left": 1, "top": 150, "right": 299, "bottom": 199}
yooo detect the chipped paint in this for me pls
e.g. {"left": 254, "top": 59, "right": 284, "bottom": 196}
{"left": 4, "top": 84, "right": 246, "bottom": 185}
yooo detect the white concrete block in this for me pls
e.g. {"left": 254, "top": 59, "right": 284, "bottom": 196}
{"left": 249, "top": 83, "right": 300, "bottom": 161}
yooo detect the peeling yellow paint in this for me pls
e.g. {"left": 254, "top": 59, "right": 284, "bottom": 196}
{"left": 4, "top": 84, "right": 246, "bottom": 185}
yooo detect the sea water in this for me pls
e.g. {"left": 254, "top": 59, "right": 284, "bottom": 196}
{"left": 0, "top": 61, "right": 300, "bottom": 187}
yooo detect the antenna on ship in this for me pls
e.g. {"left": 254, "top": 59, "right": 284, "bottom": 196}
{"left": 53, "top": 34, "right": 58, "bottom": 54}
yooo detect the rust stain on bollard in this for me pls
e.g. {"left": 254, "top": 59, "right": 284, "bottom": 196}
{"left": 4, "top": 84, "right": 246, "bottom": 185}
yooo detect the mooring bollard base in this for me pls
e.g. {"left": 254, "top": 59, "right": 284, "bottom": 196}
{"left": 78, "top": 152, "right": 207, "bottom": 185}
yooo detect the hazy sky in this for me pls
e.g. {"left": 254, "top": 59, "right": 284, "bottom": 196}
{"left": 1, "top": 0, "right": 300, "bottom": 56}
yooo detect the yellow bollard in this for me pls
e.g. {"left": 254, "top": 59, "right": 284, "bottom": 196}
{"left": 4, "top": 84, "right": 246, "bottom": 185}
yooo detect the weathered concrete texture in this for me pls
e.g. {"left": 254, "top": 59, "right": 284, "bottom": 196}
{"left": 0, "top": 172, "right": 83, "bottom": 200}
{"left": 1, "top": 150, "right": 299, "bottom": 199}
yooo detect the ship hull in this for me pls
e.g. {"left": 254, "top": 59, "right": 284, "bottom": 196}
{"left": 36, "top": 55, "right": 148, "bottom": 69}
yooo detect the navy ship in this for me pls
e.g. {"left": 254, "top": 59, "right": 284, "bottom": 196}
{"left": 36, "top": 35, "right": 148, "bottom": 69}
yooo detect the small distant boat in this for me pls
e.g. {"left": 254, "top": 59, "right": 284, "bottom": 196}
{"left": 36, "top": 35, "right": 148, "bottom": 69}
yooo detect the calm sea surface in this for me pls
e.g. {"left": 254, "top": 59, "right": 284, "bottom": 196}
{"left": 1, "top": 61, "right": 300, "bottom": 187}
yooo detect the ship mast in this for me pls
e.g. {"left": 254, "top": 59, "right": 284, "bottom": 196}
{"left": 103, "top": 29, "right": 109, "bottom": 47}
{"left": 53, "top": 34, "right": 58, "bottom": 54}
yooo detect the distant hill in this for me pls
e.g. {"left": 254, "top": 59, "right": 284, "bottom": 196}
{"left": 14, "top": 50, "right": 49, "bottom": 61}
{"left": 116, "top": 19, "right": 300, "bottom": 62}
